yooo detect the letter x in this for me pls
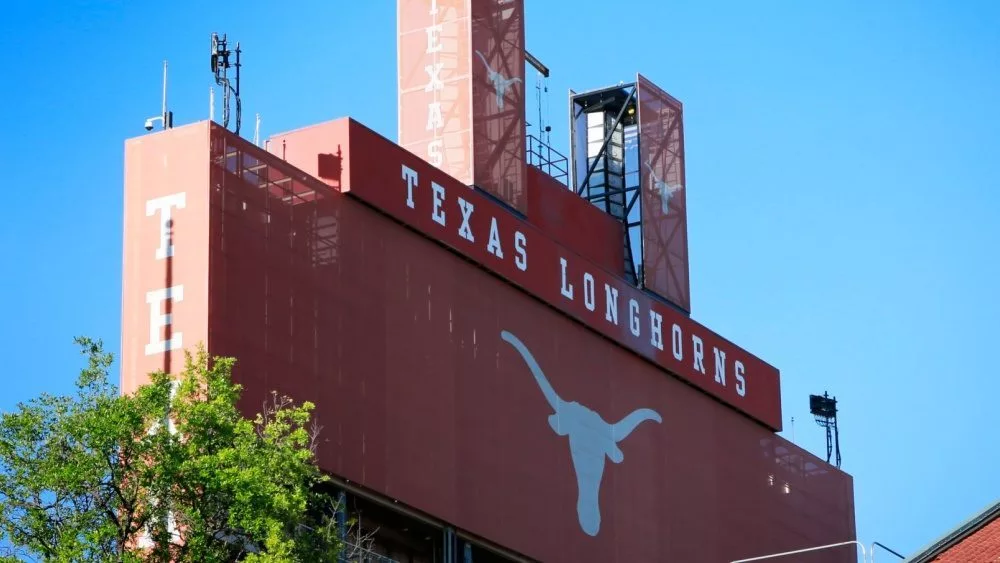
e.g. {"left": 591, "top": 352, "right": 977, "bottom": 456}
{"left": 458, "top": 198, "right": 475, "bottom": 242}
{"left": 424, "top": 63, "right": 444, "bottom": 92}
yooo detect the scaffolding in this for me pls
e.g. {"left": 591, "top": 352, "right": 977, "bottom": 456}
{"left": 569, "top": 83, "right": 642, "bottom": 285}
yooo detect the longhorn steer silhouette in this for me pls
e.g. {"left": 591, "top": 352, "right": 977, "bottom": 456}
{"left": 475, "top": 50, "right": 521, "bottom": 110}
{"left": 644, "top": 159, "right": 683, "bottom": 215}
{"left": 500, "top": 331, "right": 662, "bottom": 536}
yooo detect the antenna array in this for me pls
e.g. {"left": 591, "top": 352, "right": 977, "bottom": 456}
{"left": 211, "top": 33, "right": 242, "bottom": 135}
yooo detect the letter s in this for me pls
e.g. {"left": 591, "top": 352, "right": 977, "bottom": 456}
{"left": 514, "top": 231, "right": 527, "bottom": 271}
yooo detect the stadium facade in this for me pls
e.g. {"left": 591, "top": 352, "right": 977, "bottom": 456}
{"left": 120, "top": 1, "right": 856, "bottom": 561}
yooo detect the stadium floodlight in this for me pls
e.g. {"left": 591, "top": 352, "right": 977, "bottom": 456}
{"left": 810, "top": 391, "right": 842, "bottom": 468}
{"left": 809, "top": 393, "right": 837, "bottom": 419}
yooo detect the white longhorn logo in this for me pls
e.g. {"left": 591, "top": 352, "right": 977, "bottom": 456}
{"left": 500, "top": 330, "right": 662, "bottom": 536}
{"left": 644, "top": 159, "right": 683, "bottom": 214}
{"left": 475, "top": 50, "right": 521, "bottom": 110}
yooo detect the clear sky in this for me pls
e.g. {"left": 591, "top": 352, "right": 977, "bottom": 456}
{"left": 1, "top": 0, "right": 998, "bottom": 559}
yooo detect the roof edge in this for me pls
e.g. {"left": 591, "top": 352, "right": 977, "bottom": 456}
{"left": 906, "top": 499, "right": 1000, "bottom": 563}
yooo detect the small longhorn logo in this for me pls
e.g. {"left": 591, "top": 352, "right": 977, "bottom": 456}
{"left": 475, "top": 50, "right": 521, "bottom": 110}
{"left": 644, "top": 159, "right": 683, "bottom": 214}
{"left": 500, "top": 331, "right": 662, "bottom": 536}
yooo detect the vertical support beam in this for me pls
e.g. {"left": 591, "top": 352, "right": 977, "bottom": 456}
{"left": 443, "top": 527, "right": 456, "bottom": 562}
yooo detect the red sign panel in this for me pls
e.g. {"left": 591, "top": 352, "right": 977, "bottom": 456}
{"left": 637, "top": 73, "right": 691, "bottom": 312}
{"left": 342, "top": 119, "right": 782, "bottom": 431}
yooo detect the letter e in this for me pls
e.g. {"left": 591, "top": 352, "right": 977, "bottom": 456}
{"left": 431, "top": 182, "right": 446, "bottom": 226}
{"left": 145, "top": 285, "right": 184, "bottom": 356}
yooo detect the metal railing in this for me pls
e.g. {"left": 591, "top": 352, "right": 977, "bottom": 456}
{"left": 526, "top": 134, "right": 569, "bottom": 185}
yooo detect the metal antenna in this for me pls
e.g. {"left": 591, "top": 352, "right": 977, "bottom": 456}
{"left": 234, "top": 41, "right": 242, "bottom": 135}
{"left": 254, "top": 113, "right": 261, "bottom": 146}
{"left": 161, "top": 60, "right": 167, "bottom": 127}
{"left": 525, "top": 49, "right": 552, "bottom": 145}
{"left": 535, "top": 73, "right": 543, "bottom": 139}
{"left": 143, "top": 60, "right": 173, "bottom": 131}
{"left": 209, "top": 87, "right": 215, "bottom": 121}
{"left": 211, "top": 33, "right": 243, "bottom": 135}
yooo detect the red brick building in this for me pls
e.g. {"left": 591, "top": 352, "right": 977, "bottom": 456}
{"left": 908, "top": 502, "right": 1000, "bottom": 562}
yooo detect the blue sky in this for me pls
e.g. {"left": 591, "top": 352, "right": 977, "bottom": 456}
{"left": 1, "top": 0, "right": 998, "bottom": 559}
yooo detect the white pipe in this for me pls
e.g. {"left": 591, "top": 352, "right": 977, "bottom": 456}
{"left": 730, "top": 540, "right": 868, "bottom": 563}
{"left": 161, "top": 60, "right": 168, "bottom": 129}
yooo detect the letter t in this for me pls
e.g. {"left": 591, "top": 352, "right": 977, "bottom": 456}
{"left": 146, "top": 193, "right": 186, "bottom": 260}
{"left": 402, "top": 164, "right": 418, "bottom": 209}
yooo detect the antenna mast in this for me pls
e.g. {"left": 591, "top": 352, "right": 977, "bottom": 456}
{"left": 161, "top": 60, "right": 168, "bottom": 127}
{"left": 525, "top": 49, "right": 551, "bottom": 144}
{"left": 143, "top": 60, "right": 173, "bottom": 131}
{"left": 211, "top": 33, "right": 243, "bottom": 135}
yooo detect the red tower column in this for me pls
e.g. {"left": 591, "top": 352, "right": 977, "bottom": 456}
{"left": 637, "top": 74, "right": 690, "bottom": 312}
{"left": 398, "top": 0, "right": 526, "bottom": 212}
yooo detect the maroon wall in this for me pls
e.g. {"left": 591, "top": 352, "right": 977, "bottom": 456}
{"left": 526, "top": 165, "right": 624, "bottom": 275}
{"left": 205, "top": 131, "right": 855, "bottom": 563}
{"left": 342, "top": 119, "right": 783, "bottom": 431}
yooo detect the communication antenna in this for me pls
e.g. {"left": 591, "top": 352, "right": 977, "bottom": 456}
{"left": 144, "top": 60, "right": 173, "bottom": 131}
{"left": 525, "top": 49, "right": 551, "bottom": 145}
{"left": 809, "top": 392, "right": 841, "bottom": 468}
{"left": 535, "top": 74, "right": 552, "bottom": 144}
{"left": 254, "top": 113, "right": 261, "bottom": 146}
{"left": 210, "top": 33, "right": 242, "bottom": 135}
{"left": 209, "top": 86, "right": 215, "bottom": 121}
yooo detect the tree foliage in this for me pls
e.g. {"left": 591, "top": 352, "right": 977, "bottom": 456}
{"left": 0, "top": 338, "right": 343, "bottom": 562}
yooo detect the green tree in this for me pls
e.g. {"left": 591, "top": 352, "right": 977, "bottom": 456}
{"left": 0, "top": 338, "right": 344, "bottom": 562}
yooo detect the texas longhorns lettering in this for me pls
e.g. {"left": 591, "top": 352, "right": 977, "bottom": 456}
{"left": 424, "top": 0, "right": 444, "bottom": 166}
{"left": 500, "top": 330, "right": 662, "bottom": 536}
